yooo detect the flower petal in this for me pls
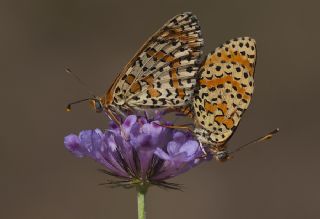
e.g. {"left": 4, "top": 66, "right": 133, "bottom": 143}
{"left": 173, "top": 131, "right": 187, "bottom": 144}
{"left": 79, "top": 130, "right": 94, "bottom": 153}
{"left": 64, "top": 113, "right": 204, "bottom": 185}
{"left": 130, "top": 134, "right": 152, "bottom": 150}
{"left": 178, "top": 140, "right": 200, "bottom": 157}
{"left": 167, "top": 141, "right": 180, "bottom": 156}
{"left": 64, "top": 134, "right": 84, "bottom": 157}
{"left": 154, "top": 148, "right": 171, "bottom": 160}
{"left": 122, "top": 115, "right": 137, "bottom": 133}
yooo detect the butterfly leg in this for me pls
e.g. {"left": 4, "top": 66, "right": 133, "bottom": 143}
{"left": 197, "top": 142, "right": 209, "bottom": 159}
{"left": 105, "top": 108, "right": 129, "bottom": 140}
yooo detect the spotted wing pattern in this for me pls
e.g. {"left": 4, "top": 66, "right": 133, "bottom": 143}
{"left": 193, "top": 37, "right": 256, "bottom": 143}
{"left": 105, "top": 12, "right": 204, "bottom": 111}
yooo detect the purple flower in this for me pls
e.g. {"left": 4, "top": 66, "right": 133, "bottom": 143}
{"left": 64, "top": 115, "right": 204, "bottom": 189}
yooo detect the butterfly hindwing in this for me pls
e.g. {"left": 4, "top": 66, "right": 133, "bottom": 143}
{"left": 193, "top": 37, "right": 256, "bottom": 143}
{"left": 108, "top": 12, "right": 204, "bottom": 110}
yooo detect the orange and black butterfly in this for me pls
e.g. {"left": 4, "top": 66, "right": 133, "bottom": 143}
{"left": 67, "top": 12, "right": 204, "bottom": 126}
{"left": 179, "top": 37, "right": 278, "bottom": 161}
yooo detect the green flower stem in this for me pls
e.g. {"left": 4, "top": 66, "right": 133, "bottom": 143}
{"left": 137, "top": 185, "right": 148, "bottom": 219}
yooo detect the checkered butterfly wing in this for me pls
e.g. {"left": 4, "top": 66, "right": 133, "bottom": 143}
{"left": 106, "top": 12, "right": 203, "bottom": 111}
{"left": 193, "top": 37, "right": 256, "bottom": 143}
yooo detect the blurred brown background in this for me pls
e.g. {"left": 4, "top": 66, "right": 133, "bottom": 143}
{"left": 1, "top": 0, "right": 319, "bottom": 218}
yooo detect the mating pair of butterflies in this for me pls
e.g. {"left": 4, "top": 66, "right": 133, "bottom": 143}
{"left": 68, "top": 12, "right": 277, "bottom": 161}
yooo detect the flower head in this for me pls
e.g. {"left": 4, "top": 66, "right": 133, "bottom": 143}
{"left": 64, "top": 114, "right": 204, "bottom": 189}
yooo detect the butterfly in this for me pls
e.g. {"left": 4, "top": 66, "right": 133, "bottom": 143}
{"left": 67, "top": 12, "right": 204, "bottom": 126}
{"left": 179, "top": 37, "right": 278, "bottom": 161}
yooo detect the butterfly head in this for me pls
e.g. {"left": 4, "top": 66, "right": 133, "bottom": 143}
{"left": 214, "top": 150, "right": 231, "bottom": 162}
{"left": 66, "top": 96, "right": 105, "bottom": 113}
{"left": 194, "top": 128, "right": 232, "bottom": 162}
{"left": 89, "top": 97, "right": 104, "bottom": 113}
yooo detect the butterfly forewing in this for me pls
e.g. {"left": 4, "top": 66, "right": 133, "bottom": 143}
{"left": 193, "top": 37, "right": 256, "bottom": 143}
{"left": 106, "top": 12, "right": 204, "bottom": 111}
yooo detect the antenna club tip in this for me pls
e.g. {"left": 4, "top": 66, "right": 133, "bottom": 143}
{"left": 66, "top": 105, "right": 72, "bottom": 112}
{"left": 65, "top": 67, "right": 72, "bottom": 73}
{"left": 271, "top": 128, "right": 280, "bottom": 134}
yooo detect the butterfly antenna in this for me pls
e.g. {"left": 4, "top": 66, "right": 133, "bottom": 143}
{"left": 230, "top": 128, "right": 280, "bottom": 155}
{"left": 66, "top": 98, "right": 95, "bottom": 112}
{"left": 65, "top": 67, "right": 96, "bottom": 96}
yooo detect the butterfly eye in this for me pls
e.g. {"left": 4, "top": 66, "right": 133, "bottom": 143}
{"left": 95, "top": 100, "right": 103, "bottom": 113}
{"left": 89, "top": 99, "right": 103, "bottom": 113}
